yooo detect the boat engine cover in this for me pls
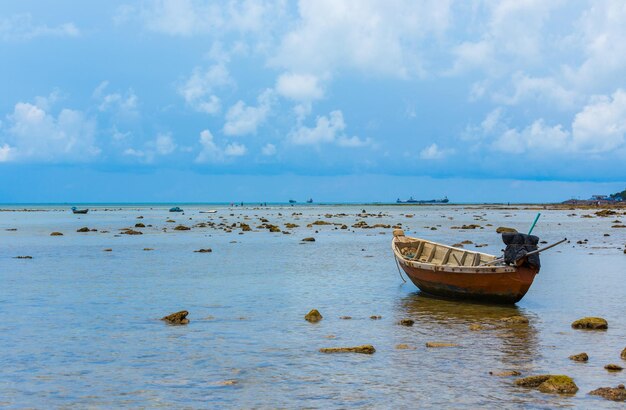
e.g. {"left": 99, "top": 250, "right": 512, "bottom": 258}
{"left": 502, "top": 233, "right": 540, "bottom": 269}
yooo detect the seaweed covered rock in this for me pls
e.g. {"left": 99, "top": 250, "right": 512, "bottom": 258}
{"left": 538, "top": 376, "right": 579, "bottom": 394}
{"left": 605, "top": 364, "right": 623, "bottom": 372}
{"left": 161, "top": 310, "right": 189, "bottom": 325}
{"left": 589, "top": 384, "right": 626, "bottom": 402}
{"left": 571, "top": 317, "right": 608, "bottom": 330}
{"left": 621, "top": 347, "right": 626, "bottom": 360}
{"left": 76, "top": 227, "right": 90, "bottom": 232}
{"left": 240, "top": 223, "right": 251, "bottom": 232}
{"left": 121, "top": 229, "right": 142, "bottom": 235}
{"left": 515, "top": 375, "right": 551, "bottom": 388}
{"left": 320, "top": 345, "right": 375, "bottom": 354}
{"left": 50, "top": 232, "right": 64, "bottom": 236}
{"left": 516, "top": 375, "right": 578, "bottom": 394}
{"left": 569, "top": 352, "right": 589, "bottom": 362}
{"left": 194, "top": 248, "right": 212, "bottom": 253}
{"left": 174, "top": 225, "right": 191, "bottom": 231}
{"left": 304, "top": 309, "right": 322, "bottom": 323}
{"left": 399, "top": 319, "right": 414, "bottom": 327}
{"left": 135, "top": 223, "right": 145, "bottom": 228}
{"left": 500, "top": 316, "right": 529, "bottom": 324}
{"left": 301, "top": 237, "right": 315, "bottom": 242}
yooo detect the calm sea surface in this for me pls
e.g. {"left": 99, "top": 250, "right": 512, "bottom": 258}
{"left": 1, "top": 205, "right": 625, "bottom": 408}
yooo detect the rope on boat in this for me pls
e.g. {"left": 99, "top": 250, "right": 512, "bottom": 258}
{"left": 394, "top": 256, "right": 407, "bottom": 283}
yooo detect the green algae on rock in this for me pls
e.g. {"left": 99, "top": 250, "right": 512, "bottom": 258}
{"left": 571, "top": 317, "right": 608, "bottom": 330}
{"left": 161, "top": 310, "right": 189, "bottom": 325}
{"left": 516, "top": 375, "right": 578, "bottom": 394}
{"left": 426, "top": 342, "right": 458, "bottom": 348}
{"left": 500, "top": 316, "right": 529, "bottom": 324}
{"left": 76, "top": 227, "right": 91, "bottom": 232}
{"left": 320, "top": 345, "right": 375, "bottom": 354}
{"left": 50, "top": 231, "right": 64, "bottom": 236}
{"left": 304, "top": 309, "right": 322, "bottom": 323}
{"left": 496, "top": 226, "right": 518, "bottom": 233}
{"left": 173, "top": 225, "right": 191, "bottom": 231}
{"left": 605, "top": 364, "right": 623, "bottom": 371}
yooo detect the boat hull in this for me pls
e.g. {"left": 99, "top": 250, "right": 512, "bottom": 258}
{"left": 397, "top": 261, "right": 538, "bottom": 303}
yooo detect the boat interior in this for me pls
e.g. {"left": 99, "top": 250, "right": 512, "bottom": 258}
{"left": 395, "top": 239, "right": 496, "bottom": 267}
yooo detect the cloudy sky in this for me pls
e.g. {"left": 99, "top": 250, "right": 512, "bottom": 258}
{"left": 1, "top": 0, "right": 625, "bottom": 203}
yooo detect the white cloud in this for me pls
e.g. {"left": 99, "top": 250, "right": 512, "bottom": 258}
{"left": 93, "top": 81, "right": 139, "bottom": 115}
{"left": 223, "top": 89, "right": 274, "bottom": 136}
{"left": 1, "top": 100, "right": 99, "bottom": 162}
{"left": 492, "top": 120, "right": 570, "bottom": 154}
{"left": 179, "top": 64, "right": 232, "bottom": 114}
{"left": 196, "top": 129, "right": 247, "bottom": 163}
{"left": 261, "top": 143, "right": 276, "bottom": 156}
{"left": 224, "top": 142, "right": 247, "bottom": 156}
{"left": 0, "top": 144, "right": 13, "bottom": 162}
{"left": 290, "top": 110, "right": 372, "bottom": 147}
{"left": 123, "top": 148, "right": 145, "bottom": 157}
{"left": 572, "top": 89, "right": 626, "bottom": 153}
{"left": 419, "top": 143, "right": 452, "bottom": 159}
{"left": 494, "top": 72, "right": 579, "bottom": 109}
{"left": 276, "top": 73, "right": 324, "bottom": 101}
{"left": 0, "top": 14, "right": 79, "bottom": 41}
{"left": 154, "top": 133, "right": 177, "bottom": 155}
{"left": 272, "top": 0, "right": 452, "bottom": 77}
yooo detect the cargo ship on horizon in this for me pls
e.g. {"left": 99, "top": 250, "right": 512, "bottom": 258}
{"left": 396, "top": 196, "right": 449, "bottom": 204}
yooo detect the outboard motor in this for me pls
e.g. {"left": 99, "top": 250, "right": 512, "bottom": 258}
{"left": 502, "top": 233, "right": 541, "bottom": 269}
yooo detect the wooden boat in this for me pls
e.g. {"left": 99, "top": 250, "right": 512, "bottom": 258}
{"left": 392, "top": 230, "right": 539, "bottom": 304}
{"left": 71, "top": 207, "right": 88, "bottom": 214}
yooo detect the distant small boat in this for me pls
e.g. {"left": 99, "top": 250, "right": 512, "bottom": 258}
{"left": 169, "top": 207, "right": 183, "bottom": 212}
{"left": 288, "top": 199, "right": 296, "bottom": 204}
{"left": 306, "top": 198, "right": 313, "bottom": 203}
{"left": 71, "top": 207, "right": 88, "bottom": 214}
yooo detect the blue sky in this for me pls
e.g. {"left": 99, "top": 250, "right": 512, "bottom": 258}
{"left": 1, "top": 0, "right": 625, "bottom": 203}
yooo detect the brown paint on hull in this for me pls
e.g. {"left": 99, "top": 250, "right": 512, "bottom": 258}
{"left": 398, "top": 262, "right": 538, "bottom": 304}
{"left": 392, "top": 233, "right": 539, "bottom": 304}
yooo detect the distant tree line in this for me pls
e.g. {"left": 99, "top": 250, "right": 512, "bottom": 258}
{"left": 609, "top": 188, "right": 625, "bottom": 200}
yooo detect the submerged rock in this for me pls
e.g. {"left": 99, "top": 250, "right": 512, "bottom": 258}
{"left": 469, "top": 324, "right": 486, "bottom": 331}
{"left": 589, "top": 384, "right": 626, "bottom": 401}
{"left": 301, "top": 237, "right": 316, "bottom": 242}
{"left": 489, "top": 370, "right": 521, "bottom": 377}
{"left": 569, "top": 352, "right": 589, "bottom": 362}
{"left": 339, "top": 316, "right": 352, "bottom": 320}
{"left": 621, "top": 347, "right": 626, "bottom": 360}
{"left": 135, "top": 223, "right": 145, "bottom": 228}
{"left": 426, "top": 342, "right": 458, "bottom": 348}
{"left": 605, "top": 364, "right": 623, "bottom": 372}
{"left": 399, "top": 319, "right": 414, "bottom": 327}
{"left": 500, "top": 316, "right": 529, "bottom": 324}
{"left": 161, "top": 310, "right": 189, "bottom": 325}
{"left": 304, "top": 309, "right": 322, "bottom": 323}
{"left": 174, "top": 225, "right": 191, "bottom": 231}
{"left": 571, "top": 317, "right": 608, "bottom": 330}
{"left": 121, "top": 229, "right": 142, "bottom": 235}
{"left": 370, "top": 315, "right": 382, "bottom": 320}
{"left": 50, "top": 232, "right": 63, "bottom": 236}
{"left": 395, "top": 344, "right": 415, "bottom": 350}
{"left": 76, "top": 227, "right": 90, "bottom": 232}
{"left": 320, "top": 345, "right": 375, "bottom": 354}
{"left": 194, "top": 248, "right": 212, "bottom": 253}
{"left": 13, "top": 255, "right": 33, "bottom": 259}
{"left": 103, "top": 248, "right": 112, "bottom": 252}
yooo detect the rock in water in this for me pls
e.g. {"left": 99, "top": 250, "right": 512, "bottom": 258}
{"left": 76, "top": 227, "right": 90, "bottom": 232}
{"left": 161, "top": 310, "right": 189, "bottom": 325}
{"left": 301, "top": 237, "right": 316, "bottom": 242}
{"left": 500, "top": 316, "right": 529, "bottom": 324}
{"left": 426, "top": 342, "right": 458, "bottom": 348}
{"left": 605, "top": 364, "right": 623, "bottom": 372}
{"left": 489, "top": 370, "right": 521, "bottom": 377}
{"left": 621, "top": 347, "right": 626, "bottom": 360}
{"left": 571, "top": 317, "right": 608, "bottom": 330}
{"left": 319, "top": 345, "right": 375, "bottom": 354}
{"left": 304, "top": 309, "right": 322, "bottom": 323}
{"left": 515, "top": 375, "right": 551, "bottom": 388}
{"left": 569, "top": 352, "right": 589, "bottom": 362}
{"left": 121, "top": 229, "right": 142, "bottom": 235}
{"left": 194, "top": 248, "right": 212, "bottom": 253}
{"left": 589, "top": 384, "right": 626, "bottom": 402}
{"left": 537, "top": 376, "right": 579, "bottom": 394}
{"left": 516, "top": 375, "right": 578, "bottom": 394}
{"left": 50, "top": 232, "right": 63, "bottom": 236}
{"left": 496, "top": 226, "right": 518, "bottom": 233}
{"left": 399, "top": 319, "right": 414, "bottom": 327}
{"left": 135, "top": 223, "right": 145, "bottom": 228}
{"left": 174, "top": 225, "right": 191, "bottom": 231}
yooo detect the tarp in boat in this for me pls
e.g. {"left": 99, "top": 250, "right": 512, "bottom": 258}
{"left": 502, "top": 233, "right": 540, "bottom": 269}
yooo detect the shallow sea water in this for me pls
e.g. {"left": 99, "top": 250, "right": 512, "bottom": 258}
{"left": 1, "top": 204, "right": 625, "bottom": 408}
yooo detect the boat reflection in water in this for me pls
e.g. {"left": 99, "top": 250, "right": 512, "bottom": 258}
{"left": 395, "top": 293, "right": 539, "bottom": 370}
